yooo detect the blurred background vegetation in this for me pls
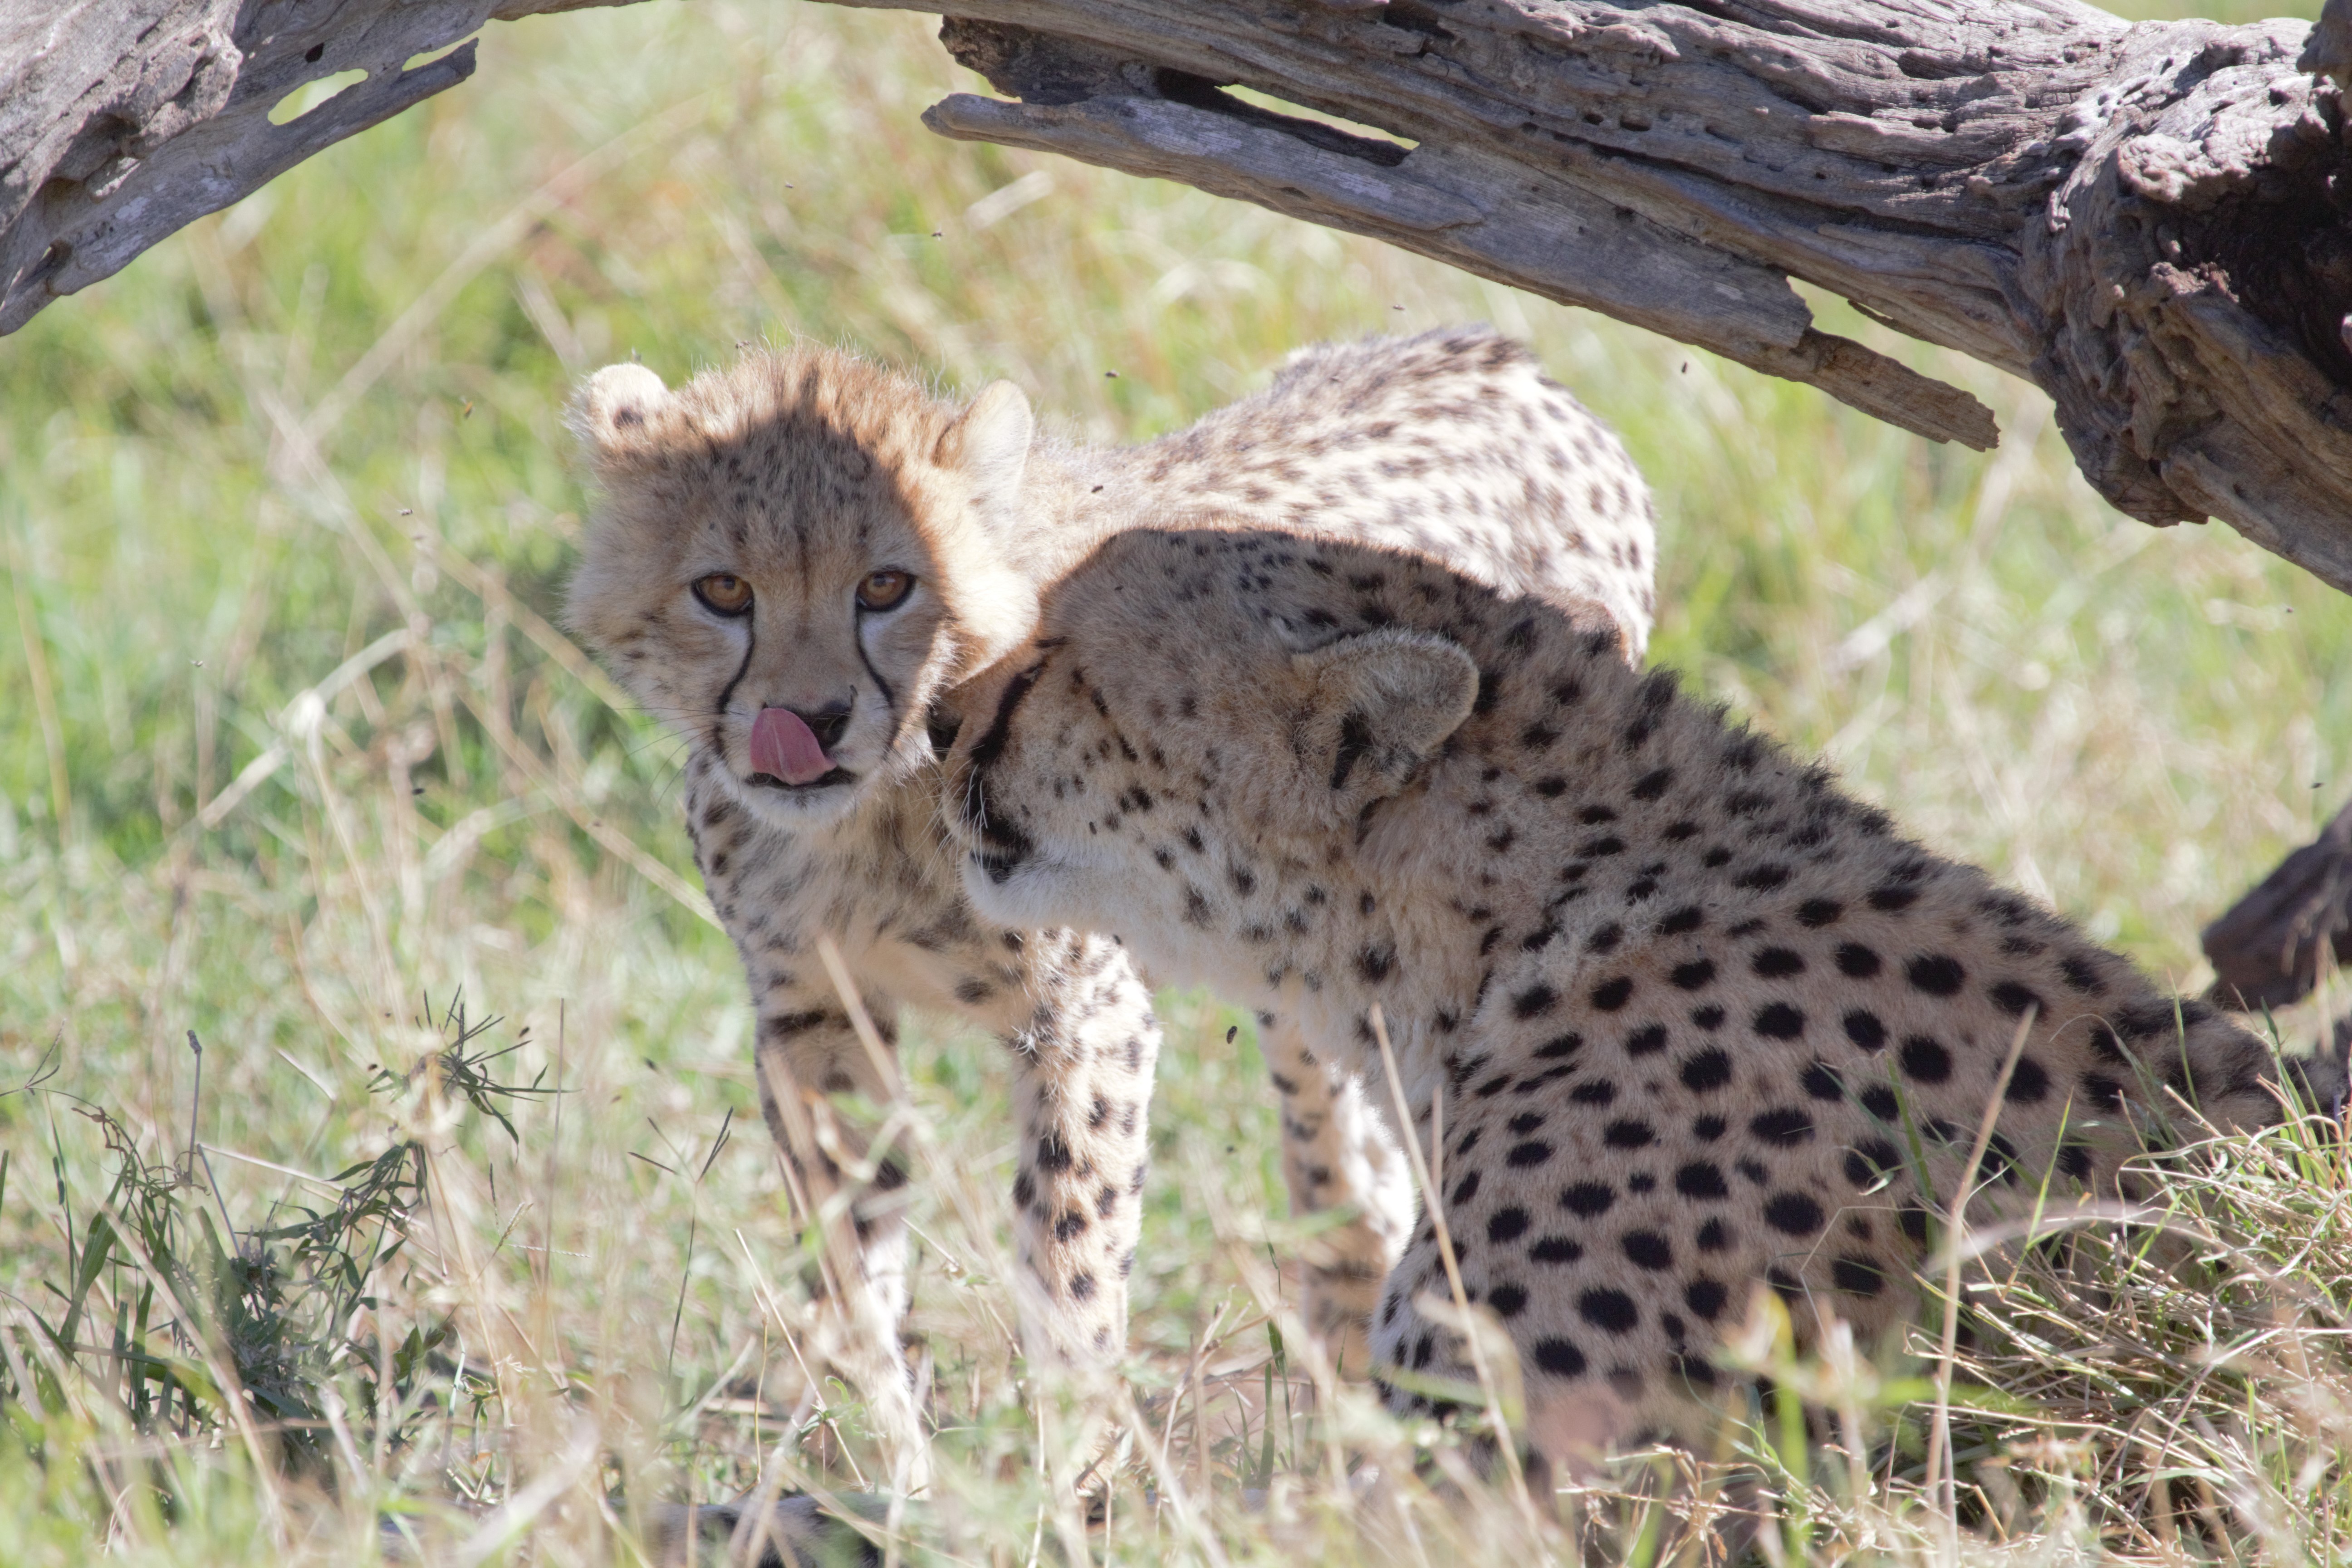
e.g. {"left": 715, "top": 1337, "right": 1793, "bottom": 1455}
{"left": 0, "top": 0, "right": 2345, "bottom": 1561}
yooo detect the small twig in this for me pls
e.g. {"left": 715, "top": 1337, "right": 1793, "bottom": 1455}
{"left": 182, "top": 1030, "right": 204, "bottom": 1189}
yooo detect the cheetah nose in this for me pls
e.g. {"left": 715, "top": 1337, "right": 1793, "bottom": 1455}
{"left": 750, "top": 706, "right": 835, "bottom": 785}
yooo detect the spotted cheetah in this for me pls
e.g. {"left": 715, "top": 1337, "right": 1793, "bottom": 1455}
{"left": 940, "top": 523, "right": 2288, "bottom": 1450}
{"left": 564, "top": 332, "right": 1661, "bottom": 1449}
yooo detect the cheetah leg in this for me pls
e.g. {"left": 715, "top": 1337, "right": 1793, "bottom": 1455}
{"left": 1261, "top": 1013, "right": 1415, "bottom": 1374}
{"left": 751, "top": 998, "right": 929, "bottom": 1491}
{"left": 1000, "top": 933, "right": 1161, "bottom": 1365}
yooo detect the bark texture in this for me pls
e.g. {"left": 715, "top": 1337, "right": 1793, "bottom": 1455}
{"left": 865, "top": 0, "right": 2352, "bottom": 593}
{"left": 4, "top": 0, "right": 2350, "bottom": 592}
{"left": 0, "top": 0, "right": 605, "bottom": 337}
{"left": 2205, "top": 793, "right": 2352, "bottom": 1013}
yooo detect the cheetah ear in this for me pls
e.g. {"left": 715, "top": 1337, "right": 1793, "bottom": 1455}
{"left": 936, "top": 380, "right": 1032, "bottom": 527}
{"left": 1295, "top": 630, "right": 1480, "bottom": 800}
{"left": 573, "top": 363, "right": 672, "bottom": 465}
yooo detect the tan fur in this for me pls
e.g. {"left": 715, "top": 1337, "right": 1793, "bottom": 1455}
{"left": 565, "top": 334, "right": 1661, "bottom": 1447}
{"left": 943, "top": 524, "right": 2287, "bottom": 1448}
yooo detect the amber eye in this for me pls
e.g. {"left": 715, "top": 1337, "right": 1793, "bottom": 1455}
{"left": 692, "top": 573, "right": 752, "bottom": 616}
{"left": 857, "top": 569, "right": 914, "bottom": 611}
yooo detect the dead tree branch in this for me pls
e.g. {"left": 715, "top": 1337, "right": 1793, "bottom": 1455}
{"left": 5, "top": 0, "right": 2351, "bottom": 593}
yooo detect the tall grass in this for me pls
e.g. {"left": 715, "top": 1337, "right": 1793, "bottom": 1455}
{"left": 1, "top": 1, "right": 2346, "bottom": 1562}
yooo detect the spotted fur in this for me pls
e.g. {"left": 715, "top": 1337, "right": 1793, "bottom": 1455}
{"left": 943, "top": 524, "right": 2287, "bottom": 1449}
{"left": 565, "top": 333, "right": 1660, "bottom": 1413}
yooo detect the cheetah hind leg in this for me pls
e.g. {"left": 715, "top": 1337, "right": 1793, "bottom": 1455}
{"left": 1261, "top": 1013, "right": 1415, "bottom": 1375}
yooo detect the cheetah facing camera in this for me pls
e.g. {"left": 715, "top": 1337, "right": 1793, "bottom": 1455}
{"left": 563, "top": 332, "right": 1662, "bottom": 1451}
{"left": 943, "top": 524, "right": 2288, "bottom": 1448}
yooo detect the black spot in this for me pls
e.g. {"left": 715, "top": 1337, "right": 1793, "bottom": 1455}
{"left": 1675, "top": 1162, "right": 1729, "bottom": 1200}
{"left": 1534, "top": 776, "right": 1568, "bottom": 799}
{"left": 2056, "top": 1141, "right": 2096, "bottom": 1180}
{"left": 1899, "top": 1035, "right": 1952, "bottom": 1083}
{"left": 1488, "top": 1283, "right": 1529, "bottom": 1318}
{"left": 2082, "top": 1073, "right": 2126, "bottom": 1109}
{"left": 1579, "top": 1289, "right": 1640, "bottom": 1333}
{"left": 1663, "top": 821, "right": 1700, "bottom": 841}
{"left": 1508, "top": 1111, "right": 1546, "bottom": 1135}
{"left": 1835, "top": 943, "right": 1882, "bottom": 979}
{"left": 1843, "top": 1009, "right": 1887, "bottom": 1051}
{"left": 1671, "top": 1353, "right": 1719, "bottom": 1387}
{"left": 1906, "top": 954, "right": 1966, "bottom": 996}
{"left": 1625, "top": 1024, "right": 1669, "bottom": 1056}
{"left": 1692, "top": 1114, "right": 1728, "bottom": 1142}
{"left": 1680, "top": 1049, "right": 1732, "bottom": 1091}
{"left": 1530, "top": 1236, "right": 1584, "bottom": 1264}
{"left": 1570, "top": 1079, "right": 1616, "bottom": 1106}
{"left": 1684, "top": 1279, "right": 1729, "bottom": 1320}
{"left": 1897, "top": 1204, "right": 1931, "bottom": 1243}
{"left": 1070, "top": 1272, "right": 1097, "bottom": 1300}
{"left": 1586, "top": 922, "right": 1624, "bottom": 954}
{"left": 1532, "top": 1338, "right": 1587, "bottom": 1377}
{"left": 1733, "top": 864, "right": 1791, "bottom": 892}
{"left": 1592, "top": 976, "right": 1635, "bottom": 1011}
{"left": 1671, "top": 958, "right": 1717, "bottom": 990}
{"left": 1632, "top": 767, "right": 1675, "bottom": 800}
{"left": 1622, "top": 1231, "right": 1674, "bottom": 1270}
{"left": 1037, "top": 1134, "right": 1074, "bottom": 1174}
{"left": 1801, "top": 1060, "right": 1845, "bottom": 1101}
{"left": 1749, "top": 1108, "right": 1813, "bottom": 1146}
{"left": 1560, "top": 1182, "right": 1615, "bottom": 1217}
{"left": 1628, "top": 1171, "right": 1657, "bottom": 1193}
{"left": 1843, "top": 1139, "right": 1901, "bottom": 1187}
{"left": 1703, "top": 847, "right": 1733, "bottom": 867}
{"left": 1012, "top": 1171, "right": 1036, "bottom": 1208}
{"left": 1488, "top": 1207, "right": 1531, "bottom": 1244}
{"left": 2005, "top": 1056, "right": 2050, "bottom": 1103}
{"left": 1521, "top": 721, "right": 1560, "bottom": 750}
{"left": 1753, "top": 947, "right": 1805, "bottom": 978}
{"left": 1533, "top": 1033, "right": 1583, "bottom": 1060}
{"left": 2059, "top": 955, "right": 2106, "bottom": 995}
{"left": 1989, "top": 980, "right": 2043, "bottom": 1018}
{"left": 1796, "top": 899, "right": 1844, "bottom": 928}
{"left": 1753, "top": 1003, "right": 1806, "bottom": 1039}
{"left": 1357, "top": 944, "right": 1396, "bottom": 983}
{"left": 1578, "top": 805, "right": 1619, "bottom": 825}
{"left": 1690, "top": 1005, "right": 1726, "bottom": 1031}
{"left": 1764, "top": 1192, "right": 1825, "bottom": 1236}
{"left": 1511, "top": 983, "right": 1558, "bottom": 1019}
{"left": 1697, "top": 1217, "right": 1730, "bottom": 1250}
{"left": 1859, "top": 1084, "right": 1899, "bottom": 1120}
{"left": 1604, "top": 1119, "right": 1656, "bottom": 1149}
{"left": 1506, "top": 1141, "right": 1554, "bottom": 1168}
{"left": 1832, "top": 1256, "right": 1884, "bottom": 1296}
{"left": 1867, "top": 886, "right": 1920, "bottom": 913}
{"left": 1658, "top": 906, "right": 1704, "bottom": 936}
{"left": 1450, "top": 1171, "right": 1481, "bottom": 1205}
{"left": 1475, "top": 1073, "right": 1511, "bottom": 1098}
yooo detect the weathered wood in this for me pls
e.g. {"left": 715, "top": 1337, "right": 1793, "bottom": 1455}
{"left": 2205, "top": 793, "right": 2352, "bottom": 1012}
{"left": 877, "top": 0, "right": 2352, "bottom": 593}
{"left": 3, "top": 0, "right": 2350, "bottom": 594}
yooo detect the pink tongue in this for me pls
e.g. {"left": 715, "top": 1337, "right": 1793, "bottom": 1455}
{"left": 750, "top": 707, "right": 834, "bottom": 785}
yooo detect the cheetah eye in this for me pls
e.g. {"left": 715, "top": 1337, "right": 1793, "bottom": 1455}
{"left": 857, "top": 569, "right": 914, "bottom": 612}
{"left": 692, "top": 573, "right": 752, "bottom": 617}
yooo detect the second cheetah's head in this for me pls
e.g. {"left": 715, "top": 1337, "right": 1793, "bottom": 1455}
{"left": 566, "top": 347, "right": 1038, "bottom": 828}
{"left": 941, "top": 526, "right": 1480, "bottom": 974}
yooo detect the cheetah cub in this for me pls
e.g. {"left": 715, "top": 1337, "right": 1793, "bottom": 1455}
{"left": 564, "top": 333, "right": 1660, "bottom": 1428}
{"left": 942, "top": 524, "right": 2287, "bottom": 1447}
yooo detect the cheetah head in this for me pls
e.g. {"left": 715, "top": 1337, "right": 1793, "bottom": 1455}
{"left": 942, "top": 527, "right": 1479, "bottom": 965}
{"left": 566, "top": 348, "right": 1039, "bottom": 828}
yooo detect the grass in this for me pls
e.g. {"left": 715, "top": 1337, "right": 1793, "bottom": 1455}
{"left": 2, "top": 0, "right": 2348, "bottom": 1562}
